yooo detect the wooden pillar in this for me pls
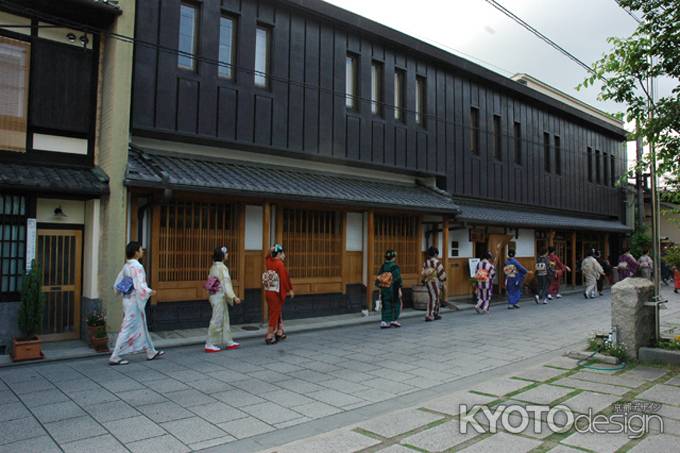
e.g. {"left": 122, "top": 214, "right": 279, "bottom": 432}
{"left": 442, "top": 216, "right": 449, "bottom": 298}
{"left": 366, "top": 210, "right": 375, "bottom": 311}
{"left": 150, "top": 204, "right": 160, "bottom": 305}
{"left": 238, "top": 205, "right": 246, "bottom": 300}
{"left": 548, "top": 230, "right": 556, "bottom": 248}
{"left": 571, "top": 231, "right": 577, "bottom": 287}
{"left": 275, "top": 205, "right": 283, "bottom": 244}
{"left": 261, "top": 203, "right": 271, "bottom": 324}
{"left": 604, "top": 233, "right": 610, "bottom": 260}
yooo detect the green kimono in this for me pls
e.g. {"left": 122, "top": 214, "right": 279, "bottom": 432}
{"left": 376, "top": 260, "right": 403, "bottom": 323}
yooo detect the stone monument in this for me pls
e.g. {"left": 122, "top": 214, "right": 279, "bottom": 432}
{"left": 611, "top": 277, "right": 656, "bottom": 360}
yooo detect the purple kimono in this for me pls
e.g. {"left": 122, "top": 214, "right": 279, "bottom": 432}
{"left": 617, "top": 252, "right": 638, "bottom": 280}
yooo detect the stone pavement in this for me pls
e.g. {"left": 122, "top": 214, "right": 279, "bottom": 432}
{"left": 0, "top": 288, "right": 678, "bottom": 452}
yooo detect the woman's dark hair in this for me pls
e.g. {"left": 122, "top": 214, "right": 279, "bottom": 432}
{"left": 213, "top": 245, "right": 228, "bottom": 262}
{"left": 548, "top": 246, "right": 556, "bottom": 254}
{"left": 508, "top": 249, "right": 516, "bottom": 258}
{"left": 271, "top": 243, "right": 284, "bottom": 257}
{"left": 483, "top": 251, "right": 493, "bottom": 260}
{"left": 426, "top": 246, "right": 439, "bottom": 258}
{"left": 126, "top": 241, "right": 142, "bottom": 259}
{"left": 385, "top": 249, "right": 397, "bottom": 260}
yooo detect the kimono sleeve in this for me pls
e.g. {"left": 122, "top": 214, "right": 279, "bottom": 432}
{"left": 514, "top": 258, "right": 528, "bottom": 276}
{"left": 393, "top": 265, "right": 403, "bottom": 288}
{"left": 221, "top": 266, "right": 237, "bottom": 304}
{"left": 131, "top": 263, "right": 152, "bottom": 301}
{"left": 437, "top": 260, "right": 447, "bottom": 283}
{"left": 489, "top": 263, "right": 497, "bottom": 281}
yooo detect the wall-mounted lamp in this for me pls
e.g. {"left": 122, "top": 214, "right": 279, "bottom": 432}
{"left": 66, "top": 32, "right": 77, "bottom": 42}
{"left": 54, "top": 206, "right": 67, "bottom": 218}
{"left": 79, "top": 35, "right": 89, "bottom": 47}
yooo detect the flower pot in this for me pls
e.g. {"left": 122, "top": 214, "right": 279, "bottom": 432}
{"left": 87, "top": 325, "right": 106, "bottom": 347}
{"left": 12, "top": 336, "right": 44, "bottom": 362}
{"left": 90, "top": 336, "right": 109, "bottom": 353}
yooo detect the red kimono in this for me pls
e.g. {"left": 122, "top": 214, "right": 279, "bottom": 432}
{"left": 548, "top": 252, "right": 566, "bottom": 296}
{"left": 265, "top": 256, "right": 293, "bottom": 330}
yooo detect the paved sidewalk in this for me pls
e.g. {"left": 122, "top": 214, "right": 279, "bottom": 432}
{"left": 0, "top": 288, "right": 678, "bottom": 452}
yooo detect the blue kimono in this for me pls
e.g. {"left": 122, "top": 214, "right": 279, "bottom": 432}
{"left": 503, "top": 257, "right": 528, "bottom": 306}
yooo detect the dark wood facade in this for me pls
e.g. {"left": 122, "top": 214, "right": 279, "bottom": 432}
{"left": 131, "top": 0, "right": 627, "bottom": 219}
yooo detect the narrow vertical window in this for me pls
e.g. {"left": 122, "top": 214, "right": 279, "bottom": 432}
{"left": 371, "top": 61, "right": 383, "bottom": 116}
{"left": 595, "top": 149, "right": 601, "bottom": 184}
{"left": 394, "top": 69, "right": 405, "bottom": 121}
{"left": 0, "top": 36, "right": 30, "bottom": 152}
{"left": 603, "top": 153, "right": 609, "bottom": 186}
{"left": 415, "top": 76, "right": 426, "bottom": 127}
{"left": 513, "top": 121, "right": 521, "bottom": 165}
{"left": 345, "top": 54, "right": 358, "bottom": 110}
{"left": 610, "top": 156, "right": 616, "bottom": 186}
{"left": 493, "top": 115, "right": 502, "bottom": 160}
{"left": 470, "top": 107, "right": 480, "bottom": 155}
{"left": 543, "top": 132, "right": 551, "bottom": 172}
{"left": 254, "top": 26, "right": 270, "bottom": 88}
{"left": 218, "top": 16, "right": 236, "bottom": 79}
{"left": 554, "top": 136, "right": 561, "bottom": 175}
{"left": 178, "top": 3, "right": 198, "bottom": 70}
{"left": 587, "top": 147, "right": 593, "bottom": 182}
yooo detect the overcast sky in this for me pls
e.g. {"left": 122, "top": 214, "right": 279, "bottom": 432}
{"left": 324, "top": 0, "right": 645, "bottom": 116}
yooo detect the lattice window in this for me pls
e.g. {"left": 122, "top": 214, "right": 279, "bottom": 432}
{"left": 158, "top": 201, "right": 240, "bottom": 282}
{"left": 0, "top": 194, "right": 27, "bottom": 299}
{"left": 374, "top": 214, "right": 420, "bottom": 275}
{"left": 281, "top": 208, "right": 342, "bottom": 279}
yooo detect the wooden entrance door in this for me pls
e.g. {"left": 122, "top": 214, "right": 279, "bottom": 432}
{"left": 37, "top": 229, "right": 82, "bottom": 341}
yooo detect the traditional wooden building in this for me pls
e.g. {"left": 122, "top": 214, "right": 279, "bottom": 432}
{"left": 126, "top": 0, "right": 630, "bottom": 330}
{"left": 0, "top": 0, "right": 122, "bottom": 348}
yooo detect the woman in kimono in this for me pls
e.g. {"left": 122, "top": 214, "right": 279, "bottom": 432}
{"left": 581, "top": 249, "right": 605, "bottom": 299}
{"left": 263, "top": 244, "right": 294, "bottom": 344}
{"left": 504, "top": 249, "right": 527, "bottom": 309}
{"left": 376, "top": 249, "right": 403, "bottom": 328}
{"left": 422, "top": 246, "right": 447, "bottom": 322}
{"left": 638, "top": 250, "right": 653, "bottom": 280}
{"left": 547, "top": 246, "right": 570, "bottom": 299}
{"left": 109, "top": 241, "right": 164, "bottom": 365}
{"left": 205, "top": 246, "right": 241, "bottom": 353}
{"left": 617, "top": 247, "right": 639, "bottom": 280}
{"left": 474, "top": 252, "right": 496, "bottom": 314}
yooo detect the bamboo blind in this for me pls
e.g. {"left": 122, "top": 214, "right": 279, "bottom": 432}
{"left": 0, "top": 36, "right": 30, "bottom": 152}
{"left": 281, "top": 208, "right": 342, "bottom": 279}
{"left": 373, "top": 214, "right": 419, "bottom": 274}
{"left": 158, "top": 201, "right": 240, "bottom": 282}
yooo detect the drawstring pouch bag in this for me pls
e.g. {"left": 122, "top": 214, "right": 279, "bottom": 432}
{"left": 115, "top": 276, "right": 134, "bottom": 295}
{"left": 203, "top": 276, "right": 221, "bottom": 294}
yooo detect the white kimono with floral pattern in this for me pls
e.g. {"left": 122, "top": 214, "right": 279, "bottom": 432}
{"left": 110, "top": 259, "right": 157, "bottom": 359}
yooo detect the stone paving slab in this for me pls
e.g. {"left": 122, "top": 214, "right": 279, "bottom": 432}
{"left": 43, "top": 415, "right": 107, "bottom": 444}
{"left": 637, "top": 384, "right": 680, "bottom": 407}
{"left": 31, "top": 401, "right": 87, "bottom": 424}
{"left": 104, "top": 414, "right": 168, "bottom": 443}
{"left": 620, "top": 366, "right": 669, "bottom": 382}
{"left": 127, "top": 434, "right": 191, "bottom": 453}
{"left": 666, "top": 375, "right": 680, "bottom": 387}
{"left": 542, "top": 357, "right": 581, "bottom": 370}
{"left": 189, "top": 401, "right": 248, "bottom": 424}
{"left": 218, "top": 416, "right": 275, "bottom": 439}
{"left": 471, "top": 377, "right": 533, "bottom": 397}
{"left": 422, "top": 391, "right": 497, "bottom": 416}
{"left": 161, "top": 416, "right": 228, "bottom": 445}
{"left": 547, "top": 445, "right": 588, "bottom": 453}
{"left": 0, "top": 401, "right": 31, "bottom": 422}
{"left": 375, "top": 445, "right": 417, "bottom": 453}
{"left": 628, "top": 434, "right": 680, "bottom": 452}
{"left": 0, "top": 435, "right": 61, "bottom": 453}
{"left": 400, "top": 419, "right": 481, "bottom": 452}
{"left": 552, "top": 377, "right": 630, "bottom": 396}
{"left": 359, "top": 408, "right": 444, "bottom": 438}
{"left": 512, "top": 384, "right": 575, "bottom": 405}
{"left": 61, "top": 434, "right": 128, "bottom": 453}
{"left": 83, "top": 400, "right": 141, "bottom": 423}
{"left": 560, "top": 391, "right": 620, "bottom": 414}
{"left": 569, "top": 370, "right": 646, "bottom": 388}
{"left": 459, "top": 432, "right": 542, "bottom": 453}
{"left": 512, "top": 366, "right": 567, "bottom": 382}
{"left": 560, "top": 427, "right": 632, "bottom": 453}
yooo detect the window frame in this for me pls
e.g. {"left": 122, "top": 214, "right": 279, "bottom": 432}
{"left": 177, "top": 2, "right": 199, "bottom": 71}
{"left": 493, "top": 114, "right": 502, "bottom": 161}
{"left": 393, "top": 68, "right": 405, "bottom": 122}
{"left": 595, "top": 149, "right": 601, "bottom": 184}
{"left": 554, "top": 135, "right": 561, "bottom": 175}
{"left": 587, "top": 147, "right": 593, "bottom": 182}
{"left": 415, "top": 75, "right": 426, "bottom": 128}
{"left": 543, "top": 132, "right": 551, "bottom": 173}
{"left": 218, "top": 15, "right": 237, "bottom": 80}
{"left": 470, "top": 106, "right": 480, "bottom": 155}
{"left": 0, "top": 193, "right": 28, "bottom": 301}
{"left": 610, "top": 156, "right": 616, "bottom": 187}
{"left": 513, "top": 121, "right": 522, "bottom": 165}
{"left": 370, "top": 60, "right": 383, "bottom": 117}
{"left": 254, "top": 24, "right": 271, "bottom": 89}
{"left": 345, "top": 53, "right": 358, "bottom": 111}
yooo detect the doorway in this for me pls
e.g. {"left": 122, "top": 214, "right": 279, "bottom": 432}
{"left": 37, "top": 229, "right": 82, "bottom": 341}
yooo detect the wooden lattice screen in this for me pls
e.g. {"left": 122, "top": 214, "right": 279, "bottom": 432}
{"left": 281, "top": 208, "right": 342, "bottom": 279}
{"left": 158, "top": 201, "right": 240, "bottom": 282}
{"left": 373, "top": 214, "right": 420, "bottom": 274}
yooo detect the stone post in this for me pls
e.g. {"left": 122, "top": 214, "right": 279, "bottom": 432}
{"left": 611, "top": 277, "right": 655, "bottom": 359}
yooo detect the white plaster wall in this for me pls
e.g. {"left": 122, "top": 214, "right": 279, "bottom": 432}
{"left": 451, "top": 228, "right": 473, "bottom": 258}
{"left": 245, "top": 205, "right": 263, "bottom": 250}
{"left": 83, "top": 200, "right": 100, "bottom": 299}
{"left": 515, "top": 228, "right": 535, "bottom": 257}
{"left": 346, "top": 212, "right": 363, "bottom": 251}
{"left": 33, "top": 134, "right": 88, "bottom": 155}
{"left": 37, "top": 199, "right": 85, "bottom": 224}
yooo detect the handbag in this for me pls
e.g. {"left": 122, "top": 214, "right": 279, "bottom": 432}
{"left": 262, "top": 269, "right": 280, "bottom": 292}
{"left": 115, "top": 276, "right": 134, "bottom": 295}
{"left": 203, "top": 276, "right": 221, "bottom": 294}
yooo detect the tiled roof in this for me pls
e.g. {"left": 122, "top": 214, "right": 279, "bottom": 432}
{"left": 126, "top": 148, "right": 461, "bottom": 213}
{"left": 455, "top": 199, "right": 631, "bottom": 233}
{"left": 0, "top": 162, "right": 109, "bottom": 196}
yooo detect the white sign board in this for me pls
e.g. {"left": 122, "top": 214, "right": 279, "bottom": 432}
{"left": 468, "top": 258, "right": 480, "bottom": 278}
{"left": 26, "top": 218, "right": 37, "bottom": 270}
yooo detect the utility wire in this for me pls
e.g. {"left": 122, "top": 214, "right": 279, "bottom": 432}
{"left": 0, "top": 0, "right": 629, "bottom": 166}
{"left": 613, "top": 0, "right": 643, "bottom": 24}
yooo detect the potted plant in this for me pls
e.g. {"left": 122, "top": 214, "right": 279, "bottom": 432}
{"left": 90, "top": 328, "right": 110, "bottom": 353}
{"left": 12, "top": 260, "right": 45, "bottom": 362}
{"left": 86, "top": 311, "right": 106, "bottom": 348}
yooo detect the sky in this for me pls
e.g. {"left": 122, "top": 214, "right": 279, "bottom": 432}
{"left": 324, "top": 0, "right": 676, "bottom": 174}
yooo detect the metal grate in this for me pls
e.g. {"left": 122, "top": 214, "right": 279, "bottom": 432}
{"left": 0, "top": 194, "right": 26, "bottom": 300}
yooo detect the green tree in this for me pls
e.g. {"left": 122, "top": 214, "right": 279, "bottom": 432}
{"left": 580, "top": 0, "right": 680, "bottom": 188}
{"left": 18, "top": 261, "right": 45, "bottom": 339}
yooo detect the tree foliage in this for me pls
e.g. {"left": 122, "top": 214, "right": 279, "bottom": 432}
{"left": 630, "top": 226, "right": 652, "bottom": 257}
{"left": 580, "top": 0, "right": 680, "bottom": 196}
